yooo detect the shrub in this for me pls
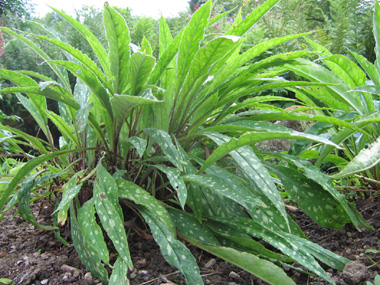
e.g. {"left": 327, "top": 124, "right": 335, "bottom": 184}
{"left": 0, "top": 0, "right": 371, "bottom": 283}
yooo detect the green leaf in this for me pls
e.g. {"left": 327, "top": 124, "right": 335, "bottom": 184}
{"left": 269, "top": 153, "right": 373, "bottom": 231}
{"left": 117, "top": 180, "right": 176, "bottom": 237}
{"left": 125, "top": 136, "right": 147, "bottom": 158}
{"left": 57, "top": 173, "right": 83, "bottom": 226}
{"left": 269, "top": 165, "right": 350, "bottom": 229}
{"left": 211, "top": 217, "right": 334, "bottom": 283}
{"left": 176, "top": 0, "right": 211, "bottom": 92}
{"left": 139, "top": 207, "right": 203, "bottom": 285}
{"left": 55, "top": 183, "right": 82, "bottom": 214}
{"left": 159, "top": 16, "right": 173, "bottom": 55}
{"left": 332, "top": 136, "right": 380, "bottom": 178}
{"left": 351, "top": 85, "right": 380, "bottom": 96}
{"left": 130, "top": 52, "right": 156, "bottom": 95}
{"left": 0, "top": 27, "right": 70, "bottom": 90}
{"left": 70, "top": 204, "right": 109, "bottom": 283}
{"left": 0, "top": 69, "right": 38, "bottom": 87}
{"left": 183, "top": 174, "right": 254, "bottom": 209}
{"left": 48, "top": 60, "right": 113, "bottom": 119}
{"left": 16, "top": 93, "right": 49, "bottom": 139}
{"left": 0, "top": 149, "right": 88, "bottom": 213}
{"left": 109, "top": 256, "right": 129, "bottom": 285}
{"left": 47, "top": 111, "right": 80, "bottom": 147}
{"left": 35, "top": 35, "right": 110, "bottom": 91}
{"left": 103, "top": 3, "right": 131, "bottom": 94}
{"left": 154, "top": 165, "right": 187, "bottom": 209}
{"left": 199, "top": 129, "right": 340, "bottom": 173}
{"left": 110, "top": 89, "right": 162, "bottom": 122}
{"left": 226, "top": 0, "right": 279, "bottom": 36}
{"left": 94, "top": 171, "right": 133, "bottom": 269}
{"left": 350, "top": 51, "right": 380, "bottom": 86}
{"left": 168, "top": 209, "right": 295, "bottom": 285}
{"left": 0, "top": 86, "right": 80, "bottom": 110}
{"left": 78, "top": 199, "right": 110, "bottom": 265}
{"left": 202, "top": 133, "right": 290, "bottom": 231}
{"left": 49, "top": 6, "right": 111, "bottom": 80}
{"left": 286, "top": 60, "right": 364, "bottom": 114}
{"left": 143, "top": 128, "right": 187, "bottom": 172}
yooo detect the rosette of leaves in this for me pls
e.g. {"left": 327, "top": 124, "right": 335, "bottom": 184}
{"left": 284, "top": 1, "right": 380, "bottom": 191}
{"left": 0, "top": 0, "right": 371, "bottom": 283}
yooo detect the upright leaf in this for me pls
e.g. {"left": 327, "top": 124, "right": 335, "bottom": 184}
{"left": 103, "top": 4, "right": 131, "bottom": 93}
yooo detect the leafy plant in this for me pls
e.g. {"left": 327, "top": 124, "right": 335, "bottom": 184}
{"left": 0, "top": 0, "right": 371, "bottom": 283}
{"left": 285, "top": 1, "right": 380, "bottom": 191}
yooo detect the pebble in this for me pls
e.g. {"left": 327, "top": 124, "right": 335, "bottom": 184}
{"left": 204, "top": 258, "right": 216, "bottom": 269}
{"left": 138, "top": 270, "right": 148, "bottom": 276}
{"left": 61, "top": 264, "right": 76, "bottom": 272}
{"left": 343, "top": 261, "right": 369, "bottom": 285}
{"left": 229, "top": 271, "right": 240, "bottom": 279}
{"left": 41, "top": 253, "right": 49, "bottom": 260}
{"left": 84, "top": 272, "right": 93, "bottom": 283}
{"left": 40, "top": 279, "right": 49, "bottom": 285}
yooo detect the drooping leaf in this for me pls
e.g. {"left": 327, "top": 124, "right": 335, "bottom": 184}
{"left": 93, "top": 176, "right": 133, "bottom": 269}
{"left": 109, "top": 256, "right": 129, "bottom": 285}
{"left": 143, "top": 128, "right": 187, "bottom": 172}
{"left": 139, "top": 207, "right": 203, "bottom": 285}
{"left": 332, "top": 136, "right": 380, "bottom": 178}
{"left": 70, "top": 204, "right": 109, "bottom": 283}
{"left": 125, "top": 136, "right": 147, "bottom": 158}
{"left": 78, "top": 199, "right": 110, "bottom": 265}
{"left": 202, "top": 133, "right": 290, "bottom": 232}
{"left": 110, "top": 89, "right": 162, "bottom": 122}
{"left": 117, "top": 180, "right": 176, "bottom": 237}
{"left": 168, "top": 208, "right": 295, "bottom": 285}
{"left": 49, "top": 6, "right": 111, "bottom": 80}
{"left": 153, "top": 165, "right": 187, "bottom": 209}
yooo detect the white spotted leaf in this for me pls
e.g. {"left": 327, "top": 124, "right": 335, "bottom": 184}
{"left": 117, "top": 180, "right": 176, "bottom": 237}
{"left": 154, "top": 165, "right": 187, "bottom": 209}
{"left": 204, "top": 133, "right": 290, "bottom": 231}
{"left": 94, "top": 174, "right": 133, "bottom": 269}
{"left": 77, "top": 199, "right": 109, "bottom": 265}
{"left": 139, "top": 207, "right": 203, "bottom": 285}
{"left": 109, "top": 256, "right": 129, "bottom": 285}
{"left": 210, "top": 217, "right": 336, "bottom": 284}
{"left": 125, "top": 136, "right": 147, "bottom": 158}
{"left": 269, "top": 165, "right": 350, "bottom": 229}
{"left": 70, "top": 205, "right": 109, "bottom": 283}
{"left": 168, "top": 208, "right": 295, "bottom": 285}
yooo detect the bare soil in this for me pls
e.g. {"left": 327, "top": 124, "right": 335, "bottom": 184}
{"left": 0, "top": 196, "right": 379, "bottom": 285}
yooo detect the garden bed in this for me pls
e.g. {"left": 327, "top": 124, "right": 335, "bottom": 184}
{"left": 0, "top": 196, "right": 379, "bottom": 285}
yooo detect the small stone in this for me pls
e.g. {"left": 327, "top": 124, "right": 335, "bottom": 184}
{"left": 62, "top": 273, "right": 71, "bottom": 282}
{"left": 228, "top": 283, "right": 238, "bottom": 285}
{"left": 84, "top": 272, "right": 93, "bottom": 284}
{"left": 73, "top": 270, "right": 80, "bottom": 278}
{"left": 343, "top": 261, "right": 369, "bottom": 285}
{"left": 347, "top": 232, "right": 352, "bottom": 237}
{"left": 61, "top": 264, "right": 76, "bottom": 272}
{"left": 41, "top": 253, "right": 49, "bottom": 260}
{"left": 229, "top": 271, "right": 240, "bottom": 279}
{"left": 40, "top": 279, "right": 49, "bottom": 285}
{"left": 204, "top": 258, "right": 216, "bottom": 269}
{"left": 138, "top": 270, "right": 148, "bottom": 276}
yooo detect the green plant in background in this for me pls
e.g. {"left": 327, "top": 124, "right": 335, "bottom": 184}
{"left": 285, "top": 1, "right": 380, "bottom": 192}
{"left": 0, "top": 0, "right": 372, "bottom": 283}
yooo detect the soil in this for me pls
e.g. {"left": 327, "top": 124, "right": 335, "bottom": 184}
{"left": 0, "top": 196, "right": 379, "bottom": 285}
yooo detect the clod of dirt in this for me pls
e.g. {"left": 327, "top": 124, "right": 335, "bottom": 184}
{"left": 343, "top": 261, "right": 369, "bottom": 285}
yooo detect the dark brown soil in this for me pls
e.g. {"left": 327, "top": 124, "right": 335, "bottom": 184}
{"left": 0, "top": 196, "right": 379, "bottom": 285}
